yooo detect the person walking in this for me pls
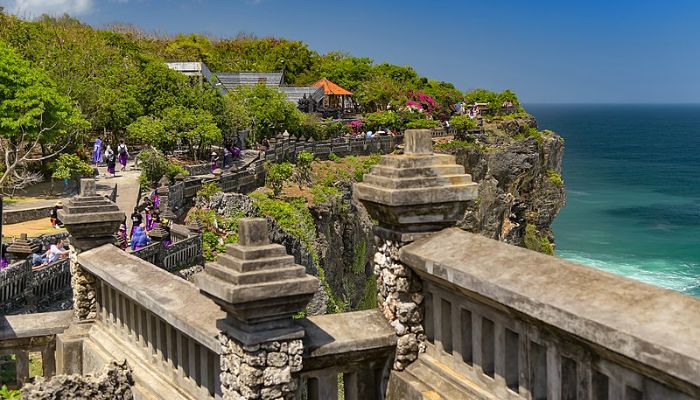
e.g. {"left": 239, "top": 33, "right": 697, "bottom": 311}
{"left": 105, "top": 144, "right": 116, "bottom": 177}
{"left": 117, "top": 139, "right": 129, "bottom": 172}
{"left": 92, "top": 137, "right": 103, "bottom": 166}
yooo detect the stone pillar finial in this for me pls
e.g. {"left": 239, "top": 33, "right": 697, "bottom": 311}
{"left": 355, "top": 129, "right": 477, "bottom": 242}
{"left": 404, "top": 129, "right": 433, "bottom": 155}
{"left": 196, "top": 218, "right": 315, "bottom": 400}
{"left": 195, "top": 218, "right": 319, "bottom": 345}
{"left": 58, "top": 178, "right": 125, "bottom": 321}
{"left": 79, "top": 178, "right": 96, "bottom": 197}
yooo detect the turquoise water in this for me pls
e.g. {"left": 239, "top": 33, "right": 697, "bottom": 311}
{"left": 527, "top": 104, "right": 700, "bottom": 296}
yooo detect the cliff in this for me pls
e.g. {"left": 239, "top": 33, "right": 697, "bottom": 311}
{"left": 437, "top": 115, "right": 566, "bottom": 250}
{"left": 196, "top": 119, "right": 565, "bottom": 313}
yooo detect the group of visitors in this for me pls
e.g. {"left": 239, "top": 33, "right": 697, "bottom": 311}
{"left": 92, "top": 137, "right": 130, "bottom": 177}
{"left": 30, "top": 238, "right": 69, "bottom": 270}
{"left": 117, "top": 189, "right": 171, "bottom": 251}
{"left": 211, "top": 143, "right": 242, "bottom": 173}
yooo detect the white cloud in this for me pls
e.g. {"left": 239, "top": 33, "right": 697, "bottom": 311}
{"left": 6, "top": 0, "right": 94, "bottom": 17}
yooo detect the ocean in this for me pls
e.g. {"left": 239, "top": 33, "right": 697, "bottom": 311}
{"left": 527, "top": 104, "right": 700, "bottom": 296}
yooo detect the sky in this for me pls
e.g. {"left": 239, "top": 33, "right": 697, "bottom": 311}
{"left": 2, "top": 0, "right": 700, "bottom": 103}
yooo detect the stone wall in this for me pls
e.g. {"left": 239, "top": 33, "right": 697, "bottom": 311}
{"left": 0, "top": 259, "right": 71, "bottom": 315}
{"left": 219, "top": 335, "right": 303, "bottom": 400}
{"left": 21, "top": 360, "right": 134, "bottom": 400}
{"left": 2, "top": 205, "right": 53, "bottom": 225}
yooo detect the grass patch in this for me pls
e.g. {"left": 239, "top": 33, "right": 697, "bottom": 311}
{"left": 435, "top": 139, "right": 480, "bottom": 151}
{"left": 547, "top": 170, "right": 563, "bottom": 186}
{"left": 524, "top": 224, "right": 554, "bottom": 255}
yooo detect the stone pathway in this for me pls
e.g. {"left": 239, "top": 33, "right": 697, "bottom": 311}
{"left": 94, "top": 164, "right": 141, "bottom": 231}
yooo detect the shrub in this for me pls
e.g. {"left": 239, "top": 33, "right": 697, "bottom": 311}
{"left": 0, "top": 385, "right": 20, "bottom": 400}
{"left": 197, "top": 182, "right": 222, "bottom": 199}
{"left": 50, "top": 153, "right": 95, "bottom": 180}
{"left": 328, "top": 152, "right": 341, "bottom": 162}
{"left": 295, "top": 151, "right": 314, "bottom": 188}
{"left": 449, "top": 115, "right": 477, "bottom": 131}
{"left": 435, "top": 140, "right": 478, "bottom": 151}
{"left": 362, "top": 110, "right": 400, "bottom": 131}
{"left": 524, "top": 224, "right": 554, "bottom": 255}
{"left": 264, "top": 161, "right": 293, "bottom": 197}
{"left": 138, "top": 149, "right": 188, "bottom": 189}
{"left": 404, "top": 119, "right": 440, "bottom": 129}
{"left": 547, "top": 170, "right": 563, "bottom": 186}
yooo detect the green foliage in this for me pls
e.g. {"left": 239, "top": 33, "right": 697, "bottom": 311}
{"left": 50, "top": 153, "right": 95, "bottom": 180}
{"left": 352, "top": 240, "right": 367, "bottom": 274}
{"left": 137, "top": 149, "right": 188, "bottom": 188}
{"left": 362, "top": 110, "right": 400, "bottom": 131}
{"left": 310, "top": 185, "right": 341, "bottom": 204}
{"left": 186, "top": 207, "right": 245, "bottom": 260}
{"left": 435, "top": 139, "right": 479, "bottom": 152}
{"left": 547, "top": 170, "right": 563, "bottom": 186}
{"left": 0, "top": 385, "right": 20, "bottom": 400}
{"left": 227, "top": 85, "right": 301, "bottom": 142}
{"left": 0, "top": 41, "right": 89, "bottom": 186}
{"left": 404, "top": 119, "right": 441, "bottom": 129}
{"left": 524, "top": 224, "right": 554, "bottom": 255}
{"left": 359, "top": 275, "right": 378, "bottom": 310}
{"left": 264, "top": 161, "right": 293, "bottom": 197}
{"left": 295, "top": 151, "right": 314, "bottom": 189}
{"left": 250, "top": 191, "right": 343, "bottom": 313}
{"left": 328, "top": 153, "right": 341, "bottom": 162}
{"left": 197, "top": 182, "right": 222, "bottom": 199}
{"left": 450, "top": 115, "right": 477, "bottom": 131}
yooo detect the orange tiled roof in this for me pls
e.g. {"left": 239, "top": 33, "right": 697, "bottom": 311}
{"left": 313, "top": 78, "right": 353, "bottom": 96}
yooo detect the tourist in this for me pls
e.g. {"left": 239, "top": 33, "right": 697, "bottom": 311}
{"left": 117, "top": 139, "right": 129, "bottom": 172}
{"left": 161, "top": 218, "right": 172, "bottom": 247}
{"left": 130, "top": 207, "right": 142, "bottom": 238}
{"left": 144, "top": 207, "right": 153, "bottom": 231}
{"left": 210, "top": 152, "right": 219, "bottom": 173}
{"left": 223, "top": 146, "right": 231, "bottom": 168}
{"left": 0, "top": 244, "right": 8, "bottom": 270}
{"left": 117, "top": 223, "right": 128, "bottom": 250}
{"left": 44, "top": 238, "right": 68, "bottom": 264}
{"left": 92, "top": 137, "right": 103, "bottom": 166}
{"left": 131, "top": 223, "right": 151, "bottom": 250}
{"left": 104, "top": 144, "right": 116, "bottom": 177}
{"left": 50, "top": 201, "right": 63, "bottom": 229}
{"left": 31, "top": 249, "right": 46, "bottom": 269}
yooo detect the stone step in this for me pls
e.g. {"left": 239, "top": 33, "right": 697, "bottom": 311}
{"left": 371, "top": 164, "right": 466, "bottom": 179}
{"left": 204, "top": 262, "right": 306, "bottom": 285}
{"left": 216, "top": 252, "right": 295, "bottom": 273}
{"left": 379, "top": 153, "right": 456, "bottom": 168}
{"left": 225, "top": 243, "right": 288, "bottom": 260}
{"left": 396, "top": 356, "right": 500, "bottom": 400}
{"left": 363, "top": 173, "right": 473, "bottom": 189}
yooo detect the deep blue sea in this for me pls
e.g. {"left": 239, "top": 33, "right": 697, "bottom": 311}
{"left": 527, "top": 104, "right": 700, "bottom": 296}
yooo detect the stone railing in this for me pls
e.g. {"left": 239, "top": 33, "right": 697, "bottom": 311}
{"left": 298, "top": 310, "right": 396, "bottom": 400}
{"left": 0, "top": 258, "right": 71, "bottom": 315}
{"left": 70, "top": 244, "right": 396, "bottom": 399}
{"left": 131, "top": 234, "right": 203, "bottom": 272}
{"left": 389, "top": 228, "right": 700, "bottom": 400}
{"left": 0, "top": 311, "right": 72, "bottom": 386}
{"left": 76, "top": 245, "right": 223, "bottom": 399}
{"left": 169, "top": 134, "right": 415, "bottom": 211}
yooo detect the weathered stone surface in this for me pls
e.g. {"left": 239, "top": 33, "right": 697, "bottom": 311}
{"left": 22, "top": 360, "right": 134, "bottom": 400}
{"left": 196, "top": 218, "right": 319, "bottom": 345}
{"left": 355, "top": 129, "right": 477, "bottom": 235}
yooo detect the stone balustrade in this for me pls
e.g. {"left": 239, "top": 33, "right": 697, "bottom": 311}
{"left": 387, "top": 228, "right": 700, "bottom": 400}
{"left": 0, "top": 259, "right": 71, "bottom": 315}
{"left": 0, "top": 311, "right": 72, "bottom": 386}
{"left": 131, "top": 232, "right": 203, "bottom": 272}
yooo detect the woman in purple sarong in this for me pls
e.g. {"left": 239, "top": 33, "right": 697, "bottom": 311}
{"left": 105, "top": 144, "right": 116, "bottom": 177}
{"left": 117, "top": 139, "right": 129, "bottom": 171}
{"left": 92, "top": 137, "right": 103, "bottom": 166}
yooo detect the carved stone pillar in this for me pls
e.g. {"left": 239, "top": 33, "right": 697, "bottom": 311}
{"left": 195, "top": 218, "right": 319, "bottom": 400}
{"left": 355, "top": 129, "right": 478, "bottom": 370}
{"left": 58, "top": 179, "right": 124, "bottom": 321}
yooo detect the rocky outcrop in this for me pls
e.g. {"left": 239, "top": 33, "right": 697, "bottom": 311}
{"left": 446, "top": 133, "right": 566, "bottom": 247}
{"left": 21, "top": 360, "right": 134, "bottom": 400}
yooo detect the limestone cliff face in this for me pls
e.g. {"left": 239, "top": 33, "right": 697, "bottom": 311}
{"left": 443, "top": 119, "right": 566, "bottom": 247}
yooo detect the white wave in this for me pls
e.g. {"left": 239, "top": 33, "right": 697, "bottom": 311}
{"left": 557, "top": 250, "right": 700, "bottom": 294}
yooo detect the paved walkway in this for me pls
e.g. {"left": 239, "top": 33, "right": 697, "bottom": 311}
{"left": 94, "top": 164, "right": 141, "bottom": 232}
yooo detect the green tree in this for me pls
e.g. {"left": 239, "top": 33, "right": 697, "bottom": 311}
{"left": 161, "top": 106, "right": 222, "bottom": 160}
{"left": 264, "top": 161, "right": 293, "bottom": 197}
{"left": 295, "top": 151, "right": 314, "bottom": 189}
{"left": 450, "top": 115, "right": 477, "bottom": 131}
{"left": 362, "top": 110, "right": 400, "bottom": 131}
{"left": 126, "top": 115, "right": 170, "bottom": 149}
{"left": 0, "top": 42, "right": 89, "bottom": 188}
{"left": 137, "top": 149, "right": 187, "bottom": 188}
{"left": 228, "top": 85, "right": 300, "bottom": 143}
